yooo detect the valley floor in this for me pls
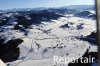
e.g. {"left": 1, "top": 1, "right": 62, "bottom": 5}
{"left": 3, "top": 15, "right": 97, "bottom": 66}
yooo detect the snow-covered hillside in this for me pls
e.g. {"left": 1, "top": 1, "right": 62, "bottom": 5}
{"left": 0, "top": 8, "right": 97, "bottom": 66}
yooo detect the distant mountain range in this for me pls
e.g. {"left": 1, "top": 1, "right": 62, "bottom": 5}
{"left": 0, "top": 5, "right": 95, "bottom": 12}
{"left": 61, "top": 5, "right": 95, "bottom": 11}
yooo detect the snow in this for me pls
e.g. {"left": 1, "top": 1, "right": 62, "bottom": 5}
{"left": 89, "top": 10, "right": 96, "bottom": 14}
{"left": 0, "top": 59, "right": 7, "bottom": 66}
{"left": 2, "top": 14, "right": 97, "bottom": 66}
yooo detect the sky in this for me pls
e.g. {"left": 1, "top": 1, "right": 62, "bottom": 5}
{"left": 0, "top": 0, "right": 95, "bottom": 10}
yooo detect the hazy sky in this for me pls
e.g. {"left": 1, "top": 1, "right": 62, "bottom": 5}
{"left": 0, "top": 0, "right": 95, "bottom": 10}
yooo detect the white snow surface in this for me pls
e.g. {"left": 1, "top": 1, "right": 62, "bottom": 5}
{"left": 0, "top": 59, "right": 7, "bottom": 66}
{"left": 3, "top": 15, "right": 97, "bottom": 66}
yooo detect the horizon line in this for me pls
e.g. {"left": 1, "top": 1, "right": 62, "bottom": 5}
{"left": 0, "top": 4, "right": 95, "bottom": 11}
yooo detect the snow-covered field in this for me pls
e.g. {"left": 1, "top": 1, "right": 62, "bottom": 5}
{"left": 1, "top": 14, "right": 97, "bottom": 66}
